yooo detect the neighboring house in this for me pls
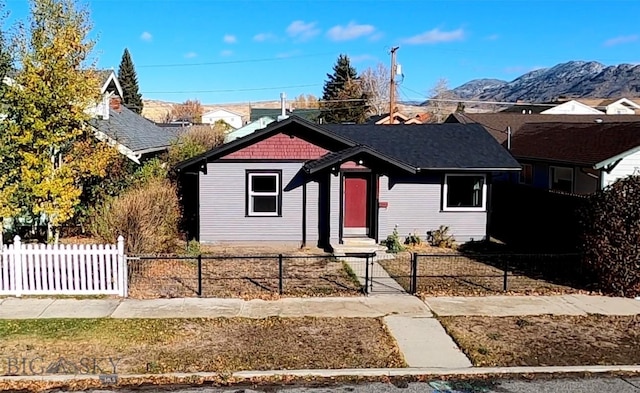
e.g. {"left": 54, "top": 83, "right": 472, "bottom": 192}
{"left": 88, "top": 70, "right": 178, "bottom": 164}
{"left": 509, "top": 122, "right": 640, "bottom": 194}
{"left": 598, "top": 98, "right": 640, "bottom": 115}
{"left": 90, "top": 96, "right": 179, "bottom": 164}
{"left": 175, "top": 116, "right": 520, "bottom": 248}
{"left": 250, "top": 107, "right": 321, "bottom": 123}
{"left": 445, "top": 112, "right": 640, "bottom": 144}
{"left": 539, "top": 100, "right": 604, "bottom": 115}
{"left": 224, "top": 116, "right": 274, "bottom": 143}
{"left": 201, "top": 108, "right": 244, "bottom": 129}
{"left": 366, "top": 112, "right": 430, "bottom": 125}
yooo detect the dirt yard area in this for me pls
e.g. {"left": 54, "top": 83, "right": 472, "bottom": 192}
{"left": 128, "top": 245, "right": 362, "bottom": 299}
{"left": 379, "top": 249, "right": 582, "bottom": 297}
{"left": 0, "top": 317, "right": 404, "bottom": 375}
{"left": 439, "top": 315, "right": 640, "bottom": 367}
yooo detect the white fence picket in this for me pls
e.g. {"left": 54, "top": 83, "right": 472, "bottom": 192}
{"left": 0, "top": 237, "right": 127, "bottom": 297}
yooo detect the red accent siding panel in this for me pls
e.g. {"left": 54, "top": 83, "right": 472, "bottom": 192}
{"left": 224, "top": 133, "right": 329, "bottom": 160}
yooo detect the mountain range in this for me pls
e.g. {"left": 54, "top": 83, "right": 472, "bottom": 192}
{"left": 450, "top": 61, "right": 640, "bottom": 103}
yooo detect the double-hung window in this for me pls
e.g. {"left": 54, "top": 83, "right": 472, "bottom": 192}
{"left": 443, "top": 174, "right": 487, "bottom": 211}
{"left": 246, "top": 171, "right": 281, "bottom": 216}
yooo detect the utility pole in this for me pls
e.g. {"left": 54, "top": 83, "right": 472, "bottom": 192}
{"left": 389, "top": 46, "right": 399, "bottom": 124}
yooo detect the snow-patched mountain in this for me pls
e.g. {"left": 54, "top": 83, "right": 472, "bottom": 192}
{"left": 450, "top": 61, "right": 640, "bottom": 103}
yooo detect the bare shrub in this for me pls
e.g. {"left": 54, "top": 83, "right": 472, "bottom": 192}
{"left": 88, "top": 178, "right": 180, "bottom": 254}
{"left": 579, "top": 175, "right": 640, "bottom": 297}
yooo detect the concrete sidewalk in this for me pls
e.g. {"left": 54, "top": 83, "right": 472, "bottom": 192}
{"left": 425, "top": 294, "right": 640, "bottom": 316}
{"left": 0, "top": 295, "right": 431, "bottom": 319}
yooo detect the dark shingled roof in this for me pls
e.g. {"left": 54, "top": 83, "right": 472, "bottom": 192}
{"left": 510, "top": 122, "right": 640, "bottom": 168}
{"left": 446, "top": 112, "right": 640, "bottom": 144}
{"left": 175, "top": 116, "right": 520, "bottom": 172}
{"left": 323, "top": 123, "right": 520, "bottom": 170}
{"left": 90, "top": 106, "right": 179, "bottom": 153}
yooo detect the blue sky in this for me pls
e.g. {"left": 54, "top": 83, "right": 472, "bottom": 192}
{"left": 5, "top": 0, "right": 640, "bottom": 104}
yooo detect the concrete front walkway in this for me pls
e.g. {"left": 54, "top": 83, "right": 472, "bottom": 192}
{"left": 425, "top": 294, "right": 640, "bottom": 316}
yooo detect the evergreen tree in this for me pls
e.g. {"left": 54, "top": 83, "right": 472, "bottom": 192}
{"left": 320, "top": 54, "right": 368, "bottom": 124}
{"left": 117, "top": 48, "right": 143, "bottom": 114}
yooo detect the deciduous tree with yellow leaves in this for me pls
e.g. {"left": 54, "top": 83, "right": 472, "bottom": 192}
{"left": 0, "top": 0, "right": 118, "bottom": 243}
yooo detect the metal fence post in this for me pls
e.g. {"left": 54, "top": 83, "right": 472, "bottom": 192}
{"left": 502, "top": 257, "right": 508, "bottom": 292}
{"left": 364, "top": 254, "right": 370, "bottom": 295}
{"left": 278, "top": 254, "right": 284, "bottom": 295}
{"left": 411, "top": 253, "right": 418, "bottom": 295}
{"left": 197, "top": 254, "right": 202, "bottom": 297}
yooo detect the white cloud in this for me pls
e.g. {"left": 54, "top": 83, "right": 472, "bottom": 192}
{"left": 604, "top": 34, "right": 638, "bottom": 47}
{"left": 140, "top": 31, "right": 152, "bottom": 42}
{"left": 223, "top": 34, "right": 237, "bottom": 44}
{"left": 326, "top": 21, "right": 375, "bottom": 41}
{"left": 286, "top": 20, "right": 320, "bottom": 41}
{"left": 220, "top": 49, "right": 233, "bottom": 57}
{"left": 254, "top": 32, "right": 277, "bottom": 42}
{"left": 401, "top": 28, "right": 464, "bottom": 44}
{"left": 184, "top": 52, "right": 197, "bottom": 59}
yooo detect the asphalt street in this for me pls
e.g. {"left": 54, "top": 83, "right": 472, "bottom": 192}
{"left": 87, "top": 377, "right": 640, "bottom": 393}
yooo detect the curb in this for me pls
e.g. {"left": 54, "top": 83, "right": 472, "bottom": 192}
{"left": 2, "top": 365, "right": 640, "bottom": 383}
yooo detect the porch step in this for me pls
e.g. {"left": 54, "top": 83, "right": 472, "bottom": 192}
{"left": 342, "top": 237, "right": 378, "bottom": 246}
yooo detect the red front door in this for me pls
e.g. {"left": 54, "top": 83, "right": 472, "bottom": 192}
{"left": 344, "top": 174, "right": 369, "bottom": 233}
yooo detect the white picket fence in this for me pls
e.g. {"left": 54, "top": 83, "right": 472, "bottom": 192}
{"left": 0, "top": 236, "right": 127, "bottom": 297}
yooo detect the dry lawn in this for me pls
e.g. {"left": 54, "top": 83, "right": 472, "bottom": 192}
{"left": 0, "top": 317, "right": 405, "bottom": 375}
{"left": 439, "top": 315, "right": 640, "bottom": 367}
{"left": 379, "top": 250, "right": 580, "bottom": 297}
{"left": 128, "top": 246, "right": 361, "bottom": 299}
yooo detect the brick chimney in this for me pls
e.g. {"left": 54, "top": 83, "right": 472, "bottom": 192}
{"left": 109, "top": 96, "right": 122, "bottom": 112}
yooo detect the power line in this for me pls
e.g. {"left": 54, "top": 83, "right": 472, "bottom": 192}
{"left": 142, "top": 84, "right": 321, "bottom": 94}
{"left": 138, "top": 52, "right": 338, "bottom": 68}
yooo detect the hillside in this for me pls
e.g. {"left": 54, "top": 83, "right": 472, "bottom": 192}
{"left": 142, "top": 100, "right": 282, "bottom": 123}
{"left": 450, "top": 61, "right": 640, "bottom": 103}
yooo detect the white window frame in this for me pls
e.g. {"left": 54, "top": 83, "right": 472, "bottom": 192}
{"left": 247, "top": 171, "right": 281, "bottom": 217}
{"left": 443, "top": 174, "right": 487, "bottom": 212}
{"left": 549, "top": 166, "right": 574, "bottom": 193}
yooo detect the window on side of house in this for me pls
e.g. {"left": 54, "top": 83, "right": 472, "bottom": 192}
{"left": 246, "top": 171, "right": 281, "bottom": 216}
{"left": 519, "top": 163, "right": 533, "bottom": 185}
{"left": 443, "top": 174, "right": 486, "bottom": 211}
{"left": 549, "top": 166, "right": 573, "bottom": 193}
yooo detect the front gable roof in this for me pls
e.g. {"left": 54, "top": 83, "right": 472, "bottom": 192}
{"left": 97, "top": 70, "right": 123, "bottom": 97}
{"left": 303, "top": 145, "right": 416, "bottom": 174}
{"left": 175, "top": 116, "right": 358, "bottom": 171}
{"left": 510, "top": 122, "right": 640, "bottom": 168}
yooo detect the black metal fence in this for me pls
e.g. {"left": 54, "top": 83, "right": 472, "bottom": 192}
{"left": 405, "top": 252, "right": 591, "bottom": 295}
{"left": 127, "top": 250, "right": 593, "bottom": 299}
{"left": 126, "top": 254, "right": 363, "bottom": 298}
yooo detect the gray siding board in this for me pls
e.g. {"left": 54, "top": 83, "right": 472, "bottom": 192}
{"left": 199, "top": 162, "right": 317, "bottom": 243}
{"left": 378, "top": 174, "right": 488, "bottom": 243}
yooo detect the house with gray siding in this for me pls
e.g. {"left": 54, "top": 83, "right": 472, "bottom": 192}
{"left": 175, "top": 116, "right": 520, "bottom": 249}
